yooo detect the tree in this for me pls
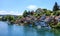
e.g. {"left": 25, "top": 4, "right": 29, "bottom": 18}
{"left": 27, "top": 11, "right": 31, "bottom": 15}
{"left": 53, "top": 2, "right": 59, "bottom": 11}
{"left": 35, "top": 8, "right": 44, "bottom": 17}
{"left": 35, "top": 8, "right": 44, "bottom": 14}
{"left": 30, "top": 10, "right": 34, "bottom": 15}
{"left": 45, "top": 11, "right": 51, "bottom": 16}
{"left": 43, "top": 9, "right": 47, "bottom": 14}
{"left": 23, "top": 10, "right": 28, "bottom": 17}
{"left": 17, "top": 15, "right": 23, "bottom": 19}
{"left": 53, "top": 10, "right": 60, "bottom": 16}
{"left": 4, "top": 15, "right": 15, "bottom": 21}
{"left": 43, "top": 9, "right": 51, "bottom": 16}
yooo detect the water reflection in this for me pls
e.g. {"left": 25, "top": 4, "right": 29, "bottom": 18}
{"left": 53, "top": 29, "right": 60, "bottom": 36}
{"left": 7, "top": 25, "right": 24, "bottom": 36}
{"left": 34, "top": 28, "right": 54, "bottom": 36}
{"left": 23, "top": 26, "right": 37, "bottom": 36}
{"left": 0, "top": 21, "right": 8, "bottom": 36}
{"left": 7, "top": 25, "right": 13, "bottom": 36}
{"left": 0, "top": 21, "right": 60, "bottom": 36}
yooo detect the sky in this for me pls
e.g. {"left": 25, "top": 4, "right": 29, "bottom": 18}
{"left": 0, "top": 0, "right": 60, "bottom": 15}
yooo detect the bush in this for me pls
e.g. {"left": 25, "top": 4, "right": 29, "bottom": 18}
{"left": 56, "top": 22, "right": 60, "bottom": 28}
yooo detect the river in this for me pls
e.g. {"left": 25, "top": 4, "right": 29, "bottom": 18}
{"left": 0, "top": 21, "right": 60, "bottom": 36}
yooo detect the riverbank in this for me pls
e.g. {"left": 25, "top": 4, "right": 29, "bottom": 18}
{"left": 0, "top": 8, "right": 60, "bottom": 29}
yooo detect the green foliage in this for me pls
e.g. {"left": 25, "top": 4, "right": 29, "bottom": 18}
{"left": 17, "top": 15, "right": 23, "bottom": 19}
{"left": 53, "top": 2, "right": 59, "bottom": 11}
{"left": 23, "top": 10, "right": 28, "bottom": 17}
{"left": 0, "top": 16, "right": 2, "bottom": 21}
{"left": 30, "top": 10, "right": 34, "bottom": 15}
{"left": 35, "top": 8, "right": 44, "bottom": 14}
{"left": 55, "top": 22, "right": 60, "bottom": 28}
{"left": 45, "top": 11, "right": 51, "bottom": 16}
{"left": 4, "top": 15, "right": 15, "bottom": 22}
{"left": 53, "top": 10, "right": 60, "bottom": 16}
{"left": 49, "top": 21, "right": 60, "bottom": 28}
{"left": 43, "top": 9, "right": 47, "bottom": 12}
{"left": 43, "top": 9, "right": 51, "bottom": 16}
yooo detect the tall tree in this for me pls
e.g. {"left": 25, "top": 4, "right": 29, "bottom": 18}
{"left": 23, "top": 10, "right": 28, "bottom": 17}
{"left": 30, "top": 10, "right": 34, "bottom": 15}
{"left": 53, "top": 2, "right": 59, "bottom": 11}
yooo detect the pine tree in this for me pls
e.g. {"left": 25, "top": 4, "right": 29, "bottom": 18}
{"left": 53, "top": 2, "right": 59, "bottom": 11}
{"left": 23, "top": 10, "right": 28, "bottom": 17}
